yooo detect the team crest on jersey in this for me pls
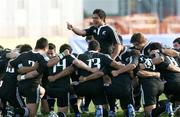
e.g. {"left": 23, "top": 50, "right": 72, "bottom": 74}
{"left": 102, "top": 31, "right": 106, "bottom": 35}
{"left": 93, "top": 29, "right": 96, "bottom": 33}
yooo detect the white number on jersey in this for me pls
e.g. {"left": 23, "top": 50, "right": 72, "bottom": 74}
{"left": 87, "top": 58, "right": 101, "bottom": 69}
{"left": 28, "top": 60, "right": 35, "bottom": 66}
{"left": 6, "top": 66, "right": 15, "bottom": 73}
{"left": 53, "top": 59, "right": 66, "bottom": 73}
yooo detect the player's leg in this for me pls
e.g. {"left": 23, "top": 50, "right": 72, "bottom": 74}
{"left": 57, "top": 94, "right": 69, "bottom": 117}
{"left": 24, "top": 85, "right": 41, "bottom": 117}
{"left": 92, "top": 95, "right": 108, "bottom": 117}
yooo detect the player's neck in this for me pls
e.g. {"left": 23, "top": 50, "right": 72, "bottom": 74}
{"left": 89, "top": 50, "right": 98, "bottom": 53}
{"left": 96, "top": 22, "right": 105, "bottom": 28}
{"left": 35, "top": 49, "right": 46, "bottom": 55}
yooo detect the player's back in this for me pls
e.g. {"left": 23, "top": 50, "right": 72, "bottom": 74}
{"left": 19, "top": 51, "right": 45, "bottom": 66}
{"left": 78, "top": 51, "right": 112, "bottom": 77}
{"left": 48, "top": 54, "right": 75, "bottom": 85}
{"left": 10, "top": 51, "right": 46, "bottom": 86}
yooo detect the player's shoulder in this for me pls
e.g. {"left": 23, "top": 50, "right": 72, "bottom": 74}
{"left": 87, "top": 25, "right": 97, "bottom": 30}
{"left": 99, "top": 52, "right": 111, "bottom": 59}
{"left": 77, "top": 51, "right": 89, "bottom": 58}
{"left": 64, "top": 54, "right": 75, "bottom": 59}
{"left": 104, "top": 24, "right": 116, "bottom": 31}
{"left": 18, "top": 51, "right": 31, "bottom": 57}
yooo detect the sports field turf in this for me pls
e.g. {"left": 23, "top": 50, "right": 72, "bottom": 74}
{"left": 37, "top": 94, "right": 171, "bottom": 117}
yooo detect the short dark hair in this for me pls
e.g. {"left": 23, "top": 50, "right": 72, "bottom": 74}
{"left": 49, "top": 43, "right": 56, "bottom": 50}
{"left": 16, "top": 44, "right": 23, "bottom": 49}
{"left": 129, "top": 49, "right": 140, "bottom": 56}
{"left": 59, "top": 44, "right": 72, "bottom": 53}
{"left": 35, "top": 37, "right": 48, "bottom": 49}
{"left": 173, "top": 37, "right": 180, "bottom": 44}
{"left": 0, "top": 45, "right": 4, "bottom": 50}
{"left": 130, "top": 33, "right": 147, "bottom": 44}
{"left": 93, "top": 9, "right": 106, "bottom": 22}
{"left": 149, "top": 42, "right": 162, "bottom": 51}
{"left": 88, "top": 40, "right": 100, "bottom": 51}
{"left": 19, "top": 44, "right": 32, "bottom": 53}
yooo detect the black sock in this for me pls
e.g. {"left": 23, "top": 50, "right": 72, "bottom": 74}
{"left": 15, "top": 107, "right": 29, "bottom": 116}
{"left": 47, "top": 98, "right": 55, "bottom": 111}
{"left": 158, "top": 100, "right": 167, "bottom": 107}
{"left": 70, "top": 97, "right": 80, "bottom": 114}
{"left": 1, "top": 106, "right": 6, "bottom": 116}
{"left": 1, "top": 99, "right": 7, "bottom": 116}
{"left": 84, "top": 97, "right": 91, "bottom": 108}
{"left": 133, "top": 84, "right": 141, "bottom": 110}
{"left": 134, "top": 94, "right": 141, "bottom": 110}
{"left": 57, "top": 112, "right": 66, "bottom": 117}
{"left": 151, "top": 106, "right": 166, "bottom": 117}
{"left": 103, "top": 108, "right": 108, "bottom": 117}
{"left": 107, "top": 97, "right": 116, "bottom": 112}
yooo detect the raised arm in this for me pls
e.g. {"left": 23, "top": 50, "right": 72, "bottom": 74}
{"left": 67, "top": 22, "right": 86, "bottom": 36}
{"left": 47, "top": 49, "right": 70, "bottom": 67}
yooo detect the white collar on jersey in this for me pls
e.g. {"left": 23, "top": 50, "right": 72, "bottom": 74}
{"left": 97, "top": 25, "right": 107, "bottom": 35}
{"left": 34, "top": 50, "right": 46, "bottom": 55}
{"left": 142, "top": 41, "right": 151, "bottom": 55}
{"left": 88, "top": 50, "right": 99, "bottom": 53}
{"left": 118, "top": 46, "right": 128, "bottom": 60}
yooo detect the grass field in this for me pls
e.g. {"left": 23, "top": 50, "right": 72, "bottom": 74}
{"left": 37, "top": 109, "right": 170, "bottom": 117}
{"left": 37, "top": 94, "right": 171, "bottom": 117}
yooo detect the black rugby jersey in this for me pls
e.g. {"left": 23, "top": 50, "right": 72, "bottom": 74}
{"left": 141, "top": 41, "right": 152, "bottom": 56}
{"left": 10, "top": 51, "right": 47, "bottom": 85}
{"left": 116, "top": 46, "right": 138, "bottom": 65}
{"left": 48, "top": 55, "right": 75, "bottom": 84}
{"left": 77, "top": 51, "right": 112, "bottom": 77}
{"left": 138, "top": 55, "right": 156, "bottom": 72}
{"left": 85, "top": 25, "right": 120, "bottom": 55}
{"left": 1, "top": 64, "right": 18, "bottom": 88}
{"left": 156, "top": 55, "right": 180, "bottom": 82}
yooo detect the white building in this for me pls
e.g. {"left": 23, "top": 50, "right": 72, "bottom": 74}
{"left": 0, "top": 0, "right": 83, "bottom": 38}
